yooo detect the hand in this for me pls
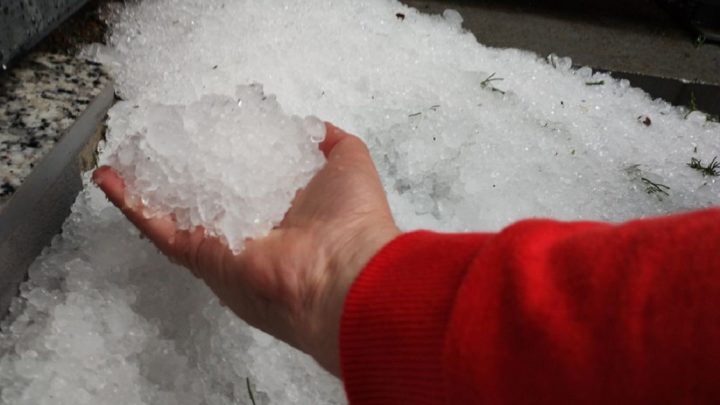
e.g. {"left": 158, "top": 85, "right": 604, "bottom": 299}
{"left": 93, "top": 123, "right": 400, "bottom": 376}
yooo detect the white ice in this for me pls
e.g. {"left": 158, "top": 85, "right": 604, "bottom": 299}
{"left": 106, "top": 84, "right": 326, "bottom": 253}
{"left": 1, "top": 0, "right": 719, "bottom": 404}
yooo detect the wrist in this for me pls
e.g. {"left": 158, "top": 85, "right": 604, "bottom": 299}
{"left": 306, "top": 219, "right": 400, "bottom": 375}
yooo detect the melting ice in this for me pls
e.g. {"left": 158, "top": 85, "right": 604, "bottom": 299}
{"left": 107, "top": 84, "right": 326, "bottom": 253}
{"left": 1, "top": 0, "right": 719, "bottom": 404}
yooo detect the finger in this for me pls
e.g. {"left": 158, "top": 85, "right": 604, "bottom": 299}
{"left": 319, "top": 122, "right": 349, "bottom": 158}
{"left": 93, "top": 166, "right": 235, "bottom": 276}
{"left": 93, "top": 166, "right": 179, "bottom": 251}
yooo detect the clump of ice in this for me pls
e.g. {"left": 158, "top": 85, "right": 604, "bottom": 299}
{"left": 106, "top": 84, "right": 326, "bottom": 252}
{"left": 2, "top": 0, "right": 719, "bottom": 404}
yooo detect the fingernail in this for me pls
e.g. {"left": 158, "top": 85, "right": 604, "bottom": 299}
{"left": 92, "top": 170, "right": 105, "bottom": 186}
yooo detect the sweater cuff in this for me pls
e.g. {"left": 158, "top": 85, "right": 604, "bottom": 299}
{"left": 340, "top": 230, "right": 490, "bottom": 404}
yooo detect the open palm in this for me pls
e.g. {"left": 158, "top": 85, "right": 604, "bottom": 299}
{"left": 93, "top": 123, "right": 399, "bottom": 375}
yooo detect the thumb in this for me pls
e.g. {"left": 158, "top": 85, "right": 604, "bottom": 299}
{"left": 319, "top": 122, "right": 351, "bottom": 158}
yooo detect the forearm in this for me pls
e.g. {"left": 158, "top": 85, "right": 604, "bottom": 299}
{"left": 340, "top": 208, "right": 720, "bottom": 404}
{"left": 340, "top": 231, "right": 492, "bottom": 403}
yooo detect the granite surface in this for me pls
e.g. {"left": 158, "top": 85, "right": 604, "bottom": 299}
{"left": 0, "top": 52, "right": 109, "bottom": 206}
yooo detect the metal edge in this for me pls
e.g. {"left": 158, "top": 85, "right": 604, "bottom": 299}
{"left": 0, "top": 83, "right": 114, "bottom": 318}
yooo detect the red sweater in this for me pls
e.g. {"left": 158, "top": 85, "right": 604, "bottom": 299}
{"left": 340, "top": 208, "right": 720, "bottom": 404}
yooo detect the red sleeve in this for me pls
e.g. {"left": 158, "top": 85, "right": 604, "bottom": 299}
{"left": 340, "top": 208, "right": 720, "bottom": 404}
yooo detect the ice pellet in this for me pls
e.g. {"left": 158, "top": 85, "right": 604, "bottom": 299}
{"left": 106, "top": 85, "right": 325, "bottom": 253}
{"left": 1, "top": 0, "right": 718, "bottom": 404}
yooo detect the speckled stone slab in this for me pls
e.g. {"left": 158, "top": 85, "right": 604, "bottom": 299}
{"left": 0, "top": 52, "right": 109, "bottom": 206}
